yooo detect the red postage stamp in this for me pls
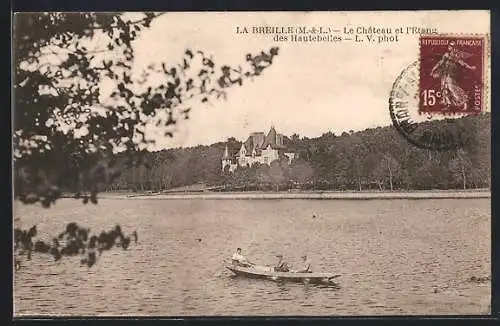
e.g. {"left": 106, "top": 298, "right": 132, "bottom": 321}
{"left": 419, "top": 36, "right": 485, "bottom": 115}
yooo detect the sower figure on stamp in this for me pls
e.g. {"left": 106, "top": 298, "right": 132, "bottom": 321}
{"left": 430, "top": 41, "right": 476, "bottom": 111}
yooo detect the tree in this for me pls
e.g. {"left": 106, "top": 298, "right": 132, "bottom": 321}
{"left": 256, "top": 163, "right": 271, "bottom": 190}
{"left": 347, "top": 139, "right": 369, "bottom": 191}
{"left": 269, "top": 160, "right": 288, "bottom": 191}
{"left": 14, "top": 12, "right": 280, "bottom": 207}
{"left": 289, "top": 159, "right": 314, "bottom": 186}
{"left": 372, "top": 153, "right": 402, "bottom": 191}
{"left": 13, "top": 12, "right": 280, "bottom": 267}
{"left": 449, "top": 149, "right": 473, "bottom": 190}
{"left": 415, "top": 155, "right": 442, "bottom": 189}
{"left": 104, "top": 113, "right": 489, "bottom": 192}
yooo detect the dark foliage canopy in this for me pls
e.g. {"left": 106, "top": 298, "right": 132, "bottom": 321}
{"left": 107, "top": 114, "right": 490, "bottom": 193}
{"left": 13, "top": 12, "right": 279, "bottom": 207}
{"left": 13, "top": 12, "right": 279, "bottom": 268}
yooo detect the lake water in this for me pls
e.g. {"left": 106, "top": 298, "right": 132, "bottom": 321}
{"left": 13, "top": 198, "right": 490, "bottom": 316}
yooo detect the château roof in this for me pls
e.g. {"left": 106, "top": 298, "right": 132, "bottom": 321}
{"left": 243, "top": 132, "right": 265, "bottom": 156}
{"left": 262, "top": 126, "right": 286, "bottom": 150}
{"left": 222, "top": 143, "right": 239, "bottom": 162}
{"left": 224, "top": 127, "right": 295, "bottom": 159}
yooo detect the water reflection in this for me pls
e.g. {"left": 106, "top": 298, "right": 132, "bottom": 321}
{"left": 275, "top": 280, "right": 289, "bottom": 293}
{"left": 303, "top": 283, "right": 312, "bottom": 300}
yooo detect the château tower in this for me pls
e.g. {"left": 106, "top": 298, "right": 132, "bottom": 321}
{"left": 221, "top": 144, "right": 233, "bottom": 172}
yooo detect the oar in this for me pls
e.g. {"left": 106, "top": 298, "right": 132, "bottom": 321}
{"left": 327, "top": 274, "right": 341, "bottom": 280}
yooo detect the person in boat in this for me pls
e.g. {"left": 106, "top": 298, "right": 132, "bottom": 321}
{"left": 232, "top": 248, "right": 253, "bottom": 267}
{"left": 295, "top": 255, "right": 312, "bottom": 273}
{"left": 274, "top": 254, "right": 290, "bottom": 272}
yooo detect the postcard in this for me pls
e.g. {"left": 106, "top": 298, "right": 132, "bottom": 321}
{"left": 13, "top": 10, "right": 490, "bottom": 316}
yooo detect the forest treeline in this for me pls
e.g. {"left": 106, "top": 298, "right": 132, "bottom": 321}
{"left": 105, "top": 113, "right": 490, "bottom": 192}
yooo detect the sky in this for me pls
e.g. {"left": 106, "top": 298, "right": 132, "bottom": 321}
{"left": 100, "top": 11, "right": 490, "bottom": 149}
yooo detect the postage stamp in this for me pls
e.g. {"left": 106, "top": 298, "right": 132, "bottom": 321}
{"left": 389, "top": 61, "right": 470, "bottom": 151}
{"left": 389, "top": 35, "right": 488, "bottom": 151}
{"left": 419, "top": 36, "right": 485, "bottom": 115}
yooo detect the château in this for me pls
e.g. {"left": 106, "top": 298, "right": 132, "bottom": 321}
{"left": 222, "top": 126, "right": 296, "bottom": 173}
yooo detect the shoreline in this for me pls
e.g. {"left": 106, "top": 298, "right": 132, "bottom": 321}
{"left": 95, "top": 189, "right": 491, "bottom": 200}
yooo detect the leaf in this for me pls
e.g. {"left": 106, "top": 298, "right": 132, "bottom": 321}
{"left": 15, "top": 14, "right": 284, "bottom": 207}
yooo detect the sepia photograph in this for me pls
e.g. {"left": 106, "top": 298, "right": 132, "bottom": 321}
{"left": 12, "top": 11, "right": 491, "bottom": 316}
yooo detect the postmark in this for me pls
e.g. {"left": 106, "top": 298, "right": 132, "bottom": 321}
{"left": 419, "top": 36, "right": 485, "bottom": 115}
{"left": 389, "top": 34, "right": 487, "bottom": 151}
{"left": 389, "top": 61, "right": 470, "bottom": 151}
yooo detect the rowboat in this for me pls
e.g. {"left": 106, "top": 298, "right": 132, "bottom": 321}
{"left": 225, "top": 264, "right": 340, "bottom": 285}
